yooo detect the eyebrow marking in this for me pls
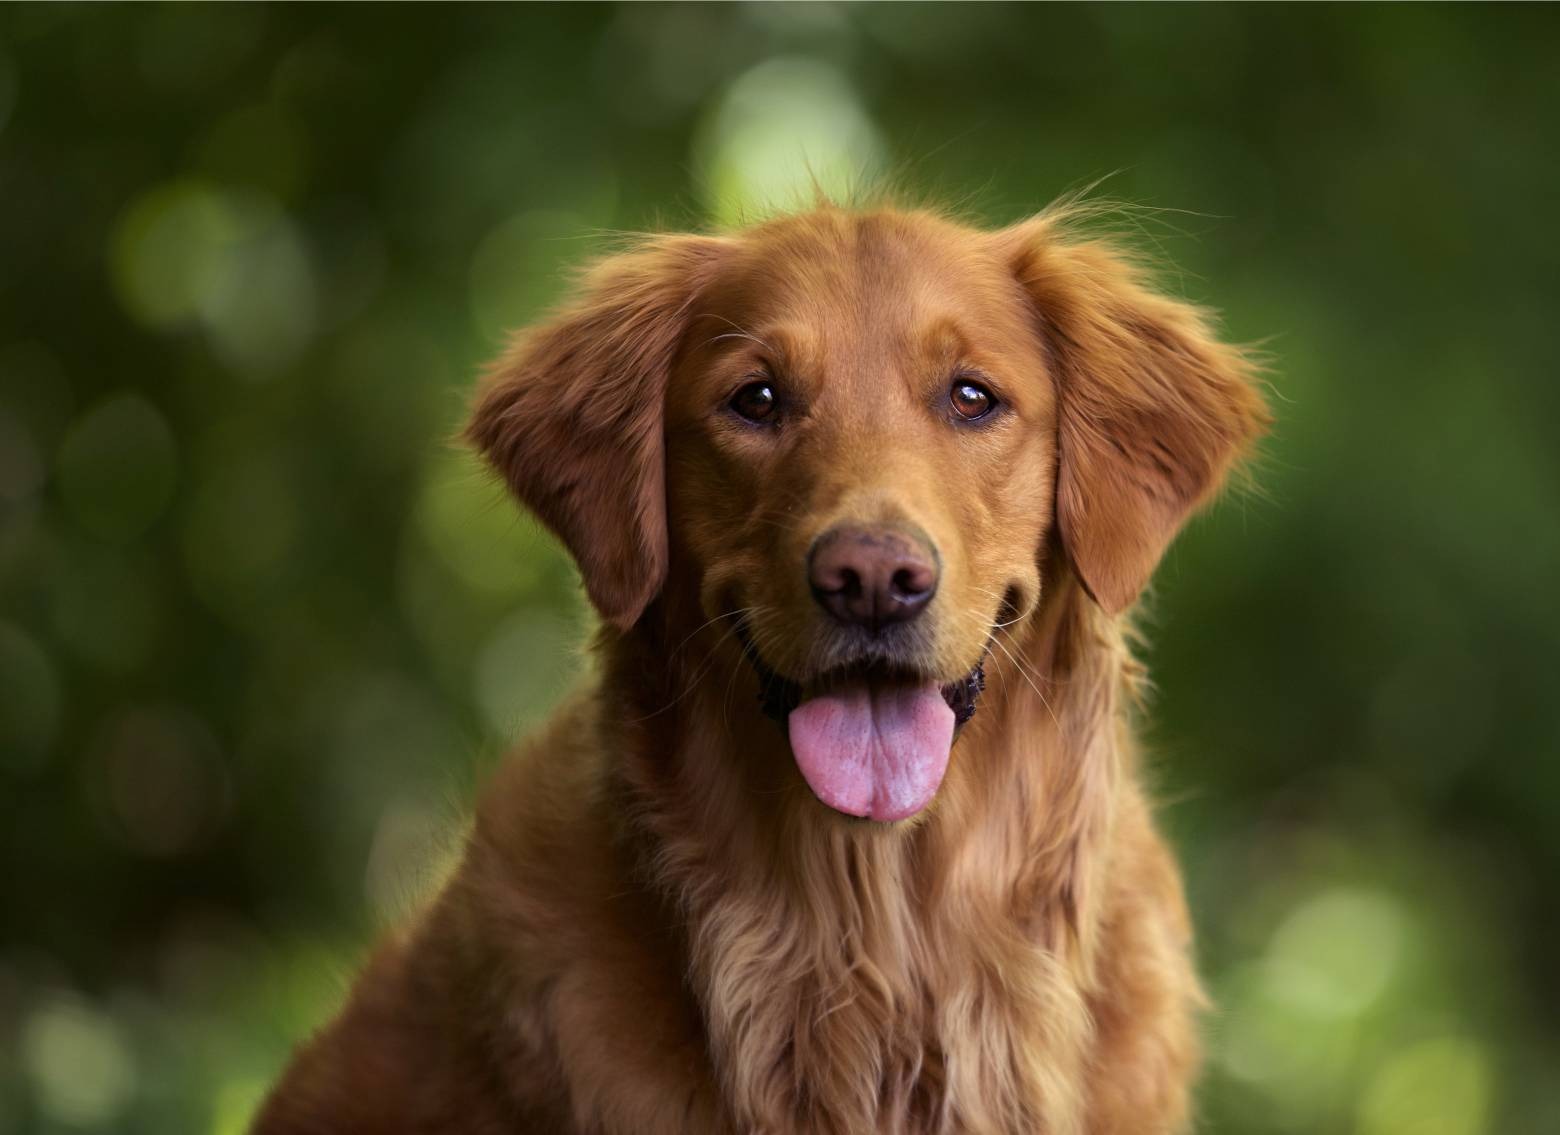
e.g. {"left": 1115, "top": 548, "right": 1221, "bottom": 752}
{"left": 921, "top": 317, "right": 970, "bottom": 360}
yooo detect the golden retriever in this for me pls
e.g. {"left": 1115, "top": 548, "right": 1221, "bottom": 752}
{"left": 255, "top": 200, "right": 1267, "bottom": 1134}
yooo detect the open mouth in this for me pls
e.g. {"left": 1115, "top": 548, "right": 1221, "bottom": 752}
{"left": 735, "top": 623, "right": 988, "bottom": 823}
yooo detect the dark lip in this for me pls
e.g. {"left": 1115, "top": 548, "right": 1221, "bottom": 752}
{"left": 732, "top": 619, "right": 989, "bottom": 729}
{"left": 805, "top": 657, "right": 944, "bottom": 693}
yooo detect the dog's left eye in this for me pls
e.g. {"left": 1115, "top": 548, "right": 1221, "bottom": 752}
{"left": 949, "top": 380, "right": 997, "bottom": 421}
{"left": 730, "top": 381, "right": 778, "bottom": 424}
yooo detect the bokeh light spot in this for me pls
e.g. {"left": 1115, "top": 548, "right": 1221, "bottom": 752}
{"left": 1357, "top": 1035, "right": 1493, "bottom": 1135}
{"left": 55, "top": 393, "right": 177, "bottom": 541}
{"left": 112, "top": 181, "right": 244, "bottom": 327}
{"left": 473, "top": 608, "right": 584, "bottom": 738}
{"left": 194, "top": 198, "right": 318, "bottom": 378}
{"left": 89, "top": 706, "right": 230, "bottom": 858}
{"left": 322, "top": 673, "right": 464, "bottom": 844}
{"left": 22, "top": 996, "right": 137, "bottom": 1126}
{"left": 1264, "top": 887, "right": 1408, "bottom": 1019}
{"left": 1216, "top": 959, "right": 1358, "bottom": 1121}
{"left": 111, "top": 182, "right": 318, "bottom": 377}
{"left": 695, "top": 57, "right": 887, "bottom": 226}
{"left": 49, "top": 548, "right": 161, "bottom": 670}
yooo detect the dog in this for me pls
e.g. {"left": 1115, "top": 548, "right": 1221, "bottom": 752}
{"left": 255, "top": 200, "right": 1267, "bottom": 1134}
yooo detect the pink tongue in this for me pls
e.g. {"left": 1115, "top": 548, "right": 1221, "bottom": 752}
{"left": 787, "top": 683, "right": 955, "bottom": 822}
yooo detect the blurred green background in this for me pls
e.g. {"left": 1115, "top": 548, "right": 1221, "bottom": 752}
{"left": 2, "top": 4, "right": 1558, "bottom": 1133}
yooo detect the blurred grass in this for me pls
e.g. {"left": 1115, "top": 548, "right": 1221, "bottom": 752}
{"left": 1, "top": 4, "right": 1558, "bottom": 1133}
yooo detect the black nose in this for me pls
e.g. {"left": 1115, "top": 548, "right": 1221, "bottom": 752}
{"left": 808, "top": 525, "right": 939, "bottom": 631}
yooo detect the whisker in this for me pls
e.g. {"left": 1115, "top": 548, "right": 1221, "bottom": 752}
{"left": 989, "top": 630, "right": 1059, "bottom": 727}
{"left": 696, "top": 315, "right": 777, "bottom": 357}
{"left": 628, "top": 607, "right": 769, "bottom": 724}
{"left": 669, "top": 606, "right": 760, "bottom": 665}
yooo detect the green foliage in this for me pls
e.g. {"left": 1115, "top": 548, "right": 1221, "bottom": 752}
{"left": 1, "top": 4, "right": 1556, "bottom": 1133}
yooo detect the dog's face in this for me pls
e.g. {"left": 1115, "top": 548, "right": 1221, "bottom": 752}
{"left": 665, "top": 211, "right": 1055, "bottom": 696}
{"left": 470, "top": 206, "right": 1264, "bottom": 822}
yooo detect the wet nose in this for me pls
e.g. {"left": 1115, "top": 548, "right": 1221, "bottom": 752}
{"left": 808, "top": 525, "right": 939, "bottom": 631}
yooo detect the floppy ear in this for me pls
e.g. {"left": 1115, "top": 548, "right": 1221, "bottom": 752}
{"left": 467, "top": 234, "right": 725, "bottom": 629}
{"left": 1003, "top": 215, "right": 1269, "bottom": 613}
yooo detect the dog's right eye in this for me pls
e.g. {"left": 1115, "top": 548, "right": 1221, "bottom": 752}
{"left": 729, "top": 381, "right": 778, "bottom": 424}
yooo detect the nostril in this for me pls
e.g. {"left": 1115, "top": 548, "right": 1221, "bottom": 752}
{"left": 891, "top": 566, "right": 932, "bottom": 599}
{"left": 838, "top": 567, "right": 863, "bottom": 599}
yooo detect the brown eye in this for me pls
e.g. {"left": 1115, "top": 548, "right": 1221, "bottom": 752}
{"left": 730, "top": 381, "right": 777, "bottom": 424}
{"left": 950, "top": 379, "right": 996, "bottom": 421}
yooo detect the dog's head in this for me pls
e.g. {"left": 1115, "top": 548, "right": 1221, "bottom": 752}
{"left": 470, "top": 205, "right": 1265, "bottom": 822}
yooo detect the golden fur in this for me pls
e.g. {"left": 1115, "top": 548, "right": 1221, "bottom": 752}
{"left": 255, "top": 202, "right": 1267, "bottom": 1134}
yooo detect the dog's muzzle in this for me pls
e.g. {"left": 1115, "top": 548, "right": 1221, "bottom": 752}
{"left": 733, "top": 622, "right": 988, "bottom": 733}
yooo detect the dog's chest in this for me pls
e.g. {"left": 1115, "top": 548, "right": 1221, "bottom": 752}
{"left": 696, "top": 920, "right": 1088, "bottom": 1135}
